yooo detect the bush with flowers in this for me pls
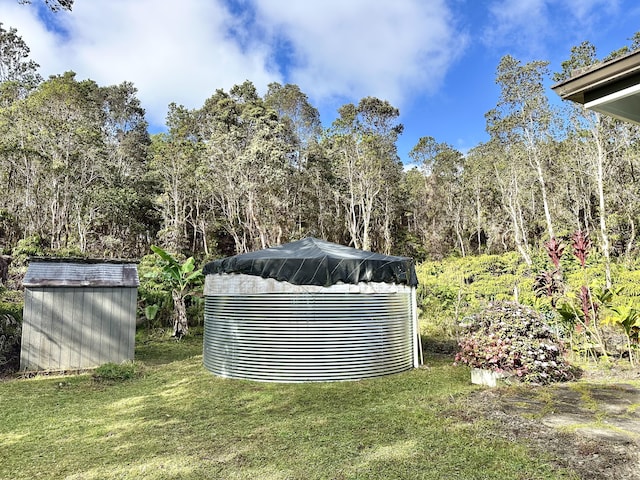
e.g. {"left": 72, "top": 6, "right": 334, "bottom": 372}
{"left": 454, "top": 301, "right": 579, "bottom": 384}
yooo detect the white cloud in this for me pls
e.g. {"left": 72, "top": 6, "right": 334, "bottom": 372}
{"left": 482, "top": 0, "right": 550, "bottom": 56}
{"left": 0, "top": 0, "right": 280, "bottom": 127}
{"left": 0, "top": 0, "right": 467, "bottom": 127}
{"left": 562, "top": 0, "right": 620, "bottom": 24}
{"left": 0, "top": 3, "right": 63, "bottom": 73}
{"left": 252, "top": 0, "right": 467, "bottom": 109}
{"left": 482, "top": 0, "right": 626, "bottom": 60}
{"left": 67, "top": 0, "right": 282, "bottom": 126}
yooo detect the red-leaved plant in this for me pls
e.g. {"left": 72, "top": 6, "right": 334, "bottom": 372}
{"left": 544, "top": 237, "right": 565, "bottom": 270}
{"left": 533, "top": 236, "right": 565, "bottom": 306}
{"left": 578, "top": 285, "right": 595, "bottom": 325}
{"left": 571, "top": 231, "right": 591, "bottom": 268}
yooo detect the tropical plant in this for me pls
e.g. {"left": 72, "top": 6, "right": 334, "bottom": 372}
{"left": 608, "top": 305, "right": 640, "bottom": 366}
{"left": 534, "top": 230, "right": 613, "bottom": 358}
{"left": 143, "top": 303, "right": 160, "bottom": 331}
{"left": 149, "top": 245, "right": 203, "bottom": 338}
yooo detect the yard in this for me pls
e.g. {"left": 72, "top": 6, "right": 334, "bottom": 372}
{"left": 0, "top": 332, "right": 637, "bottom": 480}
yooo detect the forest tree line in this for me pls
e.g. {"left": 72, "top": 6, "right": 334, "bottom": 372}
{"left": 2, "top": 23, "right": 640, "bottom": 266}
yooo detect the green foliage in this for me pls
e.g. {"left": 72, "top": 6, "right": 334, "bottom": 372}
{"left": 11, "top": 236, "right": 46, "bottom": 266}
{"left": 612, "top": 268, "right": 640, "bottom": 304}
{"left": 136, "top": 253, "right": 174, "bottom": 329}
{"left": 416, "top": 252, "right": 533, "bottom": 337}
{"left": 0, "top": 288, "right": 23, "bottom": 321}
{"left": 455, "top": 302, "right": 577, "bottom": 384}
{"left": 185, "top": 296, "right": 205, "bottom": 329}
{"left": 144, "top": 304, "right": 159, "bottom": 322}
{"left": 92, "top": 361, "right": 138, "bottom": 383}
{"left": 149, "top": 245, "right": 203, "bottom": 294}
{"left": 534, "top": 233, "right": 638, "bottom": 360}
{"left": 417, "top": 247, "right": 640, "bottom": 367}
{"left": 148, "top": 245, "right": 203, "bottom": 337}
{"left": 607, "top": 305, "right": 640, "bottom": 365}
{"left": 608, "top": 305, "right": 640, "bottom": 342}
{"left": 9, "top": 236, "right": 83, "bottom": 269}
{"left": 0, "top": 313, "right": 21, "bottom": 371}
{"left": 0, "top": 275, "right": 23, "bottom": 373}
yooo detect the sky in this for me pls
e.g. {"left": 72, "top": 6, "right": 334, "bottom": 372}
{"left": 2, "top": 0, "right": 640, "bottom": 162}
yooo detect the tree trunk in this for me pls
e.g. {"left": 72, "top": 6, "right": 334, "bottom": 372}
{"left": 509, "top": 203, "right": 532, "bottom": 265}
{"left": 475, "top": 189, "right": 480, "bottom": 254}
{"left": 506, "top": 178, "right": 532, "bottom": 266}
{"left": 626, "top": 213, "right": 635, "bottom": 260}
{"left": 172, "top": 289, "right": 189, "bottom": 338}
{"left": 532, "top": 153, "right": 554, "bottom": 240}
{"left": 0, "top": 256, "right": 10, "bottom": 286}
{"left": 594, "top": 126, "right": 612, "bottom": 289}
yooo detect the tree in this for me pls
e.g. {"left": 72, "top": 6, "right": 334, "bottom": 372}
{"left": 150, "top": 104, "right": 201, "bottom": 254}
{"left": 18, "top": 0, "right": 73, "bottom": 12}
{"left": 93, "top": 82, "right": 156, "bottom": 256}
{"left": 487, "top": 55, "right": 557, "bottom": 243}
{"left": 264, "top": 82, "right": 324, "bottom": 239}
{"left": 3, "top": 72, "right": 105, "bottom": 250}
{"left": 553, "top": 41, "right": 640, "bottom": 288}
{"left": 0, "top": 23, "right": 41, "bottom": 91}
{"left": 197, "top": 81, "right": 295, "bottom": 253}
{"left": 464, "top": 143, "right": 503, "bottom": 255}
{"left": 150, "top": 245, "right": 202, "bottom": 338}
{"left": 327, "top": 97, "right": 403, "bottom": 252}
{"left": 264, "top": 82, "right": 321, "bottom": 169}
{"left": 0, "top": 71, "right": 157, "bottom": 257}
{"left": 409, "top": 136, "right": 467, "bottom": 257}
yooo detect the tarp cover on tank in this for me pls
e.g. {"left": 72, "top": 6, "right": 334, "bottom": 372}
{"left": 203, "top": 237, "right": 417, "bottom": 287}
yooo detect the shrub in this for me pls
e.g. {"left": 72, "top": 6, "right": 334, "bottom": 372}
{"left": 455, "top": 301, "right": 578, "bottom": 384}
{"left": 0, "top": 294, "right": 23, "bottom": 321}
{"left": 0, "top": 313, "right": 21, "bottom": 372}
{"left": 92, "top": 361, "right": 138, "bottom": 383}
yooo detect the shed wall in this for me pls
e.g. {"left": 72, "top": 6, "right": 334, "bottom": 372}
{"left": 20, "top": 287, "right": 136, "bottom": 371}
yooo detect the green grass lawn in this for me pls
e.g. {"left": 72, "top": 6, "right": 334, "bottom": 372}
{"left": 0, "top": 333, "right": 573, "bottom": 480}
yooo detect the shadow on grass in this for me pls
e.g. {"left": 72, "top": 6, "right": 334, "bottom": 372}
{"left": 135, "top": 329, "right": 203, "bottom": 366}
{"left": 422, "top": 335, "right": 458, "bottom": 355}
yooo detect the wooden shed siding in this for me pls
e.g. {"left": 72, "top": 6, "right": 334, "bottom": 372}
{"left": 20, "top": 287, "right": 137, "bottom": 371}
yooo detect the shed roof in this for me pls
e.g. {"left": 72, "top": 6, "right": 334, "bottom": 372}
{"left": 23, "top": 258, "right": 139, "bottom": 287}
{"left": 203, "top": 237, "right": 417, "bottom": 287}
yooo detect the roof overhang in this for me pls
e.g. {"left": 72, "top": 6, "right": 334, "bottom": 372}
{"left": 551, "top": 49, "right": 640, "bottom": 125}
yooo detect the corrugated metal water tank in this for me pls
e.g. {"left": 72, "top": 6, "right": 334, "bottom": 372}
{"left": 20, "top": 258, "right": 139, "bottom": 371}
{"left": 202, "top": 238, "right": 420, "bottom": 382}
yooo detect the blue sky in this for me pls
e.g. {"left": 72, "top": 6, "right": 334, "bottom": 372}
{"left": 2, "top": 0, "right": 640, "bottom": 162}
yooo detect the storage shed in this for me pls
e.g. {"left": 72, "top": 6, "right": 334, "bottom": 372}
{"left": 202, "top": 237, "right": 420, "bottom": 382}
{"left": 20, "top": 258, "right": 139, "bottom": 371}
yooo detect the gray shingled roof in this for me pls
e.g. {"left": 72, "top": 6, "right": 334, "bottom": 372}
{"left": 23, "top": 258, "right": 139, "bottom": 287}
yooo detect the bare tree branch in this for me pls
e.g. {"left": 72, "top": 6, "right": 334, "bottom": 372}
{"left": 18, "top": 0, "right": 73, "bottom": 12}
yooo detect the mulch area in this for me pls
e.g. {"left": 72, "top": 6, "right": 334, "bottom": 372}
{"left": 463, "top": 366, "right": 640, "bottom": 480}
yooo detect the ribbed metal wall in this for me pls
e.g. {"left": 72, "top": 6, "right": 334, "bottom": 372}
{"left": 203, "top": 293, "right": 413, "bottom": 382}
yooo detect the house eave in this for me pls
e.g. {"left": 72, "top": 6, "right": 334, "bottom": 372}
{"left": 551, "top": 49, "right": 640, "bottom": 105}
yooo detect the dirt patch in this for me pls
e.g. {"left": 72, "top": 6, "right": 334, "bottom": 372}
{"left": 465, "top": 369, "right": 640, "bottom": 479}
